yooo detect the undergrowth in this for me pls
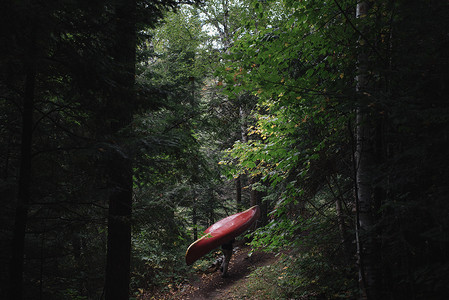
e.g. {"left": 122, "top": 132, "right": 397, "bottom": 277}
{"left": 226, "top": 250, "right": 355, "bottom": 300}
{"left": 234, "top": 215, "right": 358, "bottom": 299}
{"left": 242, "top": 252, "right": 356, "bottom": 299}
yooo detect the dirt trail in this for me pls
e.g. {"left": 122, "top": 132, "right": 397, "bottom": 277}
{"left": 175, "top": 245, "right": 277, "bottom": 300}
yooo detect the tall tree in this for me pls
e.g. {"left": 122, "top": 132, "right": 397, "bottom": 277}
{"left": 8, "top": 23, "right": 37, "bottom": 300}
{"left": 354, "top": 2, "right": 378, "bottom": 299}
{"left": 104, "top": 0, "right": 136, "bottom": 299}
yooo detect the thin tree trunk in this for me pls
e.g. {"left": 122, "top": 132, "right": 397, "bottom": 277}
{"left": 355, "top": 2, "right": 378, "bottom": 299}
{"left": 235, "top": 176, "right": 241, "bottom": 207}
{"left": 239, "top": 105, "right": 249, "bottom": 208}
{"left": 8, "top": 34, "right": 36, "bottom": 300}
{"left": 335, "top": 194, "right": 346, "bottom": 245}
{"left": 239, "top": 106, "right": 248, "bottom": 143}
{"left": 192, "top": 201, "right": 198, "bottom": 241}
{"left": 222, "top": 0, "right": 230, "bottom": 50}
{"left": 104, "top": 0, "right": 136, "bottom": 299}
{"left": 192, "top": 182, "right": 198, "bottom": 241}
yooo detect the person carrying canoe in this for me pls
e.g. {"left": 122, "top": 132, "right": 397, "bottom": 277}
{"left": 220, "top": 238, "right": 235, "bottom": 277}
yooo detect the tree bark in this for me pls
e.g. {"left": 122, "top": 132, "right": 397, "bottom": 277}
{"left": 104, "top": 1, "right": 136, "bottom": 299}
{"left": 239, "top": 105, "right": 249, "bottom": 208}
{"left": 239, "top": 106, "right": 248, "bottom": 143}
{"left": 192, "top": 202, "right": 198, "bottom": 241}
{"left": 355, "top": 110, "right": 377, "bottom": 300}
{"left": 235, "top": 175, "right": 241, "bottom": 207}
{"left": 8, "top": 29, "right": 36, "bottom": 300}
{"left": 335, "top": 192, "right": 347, "bottom": 247}
{"left": 354, "top": 2, "right": 379, "bottom": 299}
{"left": 105, "top": 159, "right": 133, "bottom": 300}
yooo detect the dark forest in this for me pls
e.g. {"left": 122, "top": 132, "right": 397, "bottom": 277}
{"left": 1, "top": 0, "right": 448, "bottom": 299}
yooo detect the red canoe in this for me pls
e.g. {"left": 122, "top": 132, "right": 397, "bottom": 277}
{"left": 185, "top": 205, "right": 260, "bottom": 265}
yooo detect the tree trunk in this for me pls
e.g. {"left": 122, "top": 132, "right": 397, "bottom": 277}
{"left": 335, "top": 194, "right": 347, "bottom": 247}
{"left": 8, "top": 31, "right": 36, "bottom": 300}
{"left": 235, "top": 176, "right": 241, "bottom": 207}
{"left": 105, "top": 159, "right": 133, "bottom": 300}
{"left": 355, "top": 110, "right": 378, "bottom": 300}
{"left": 239, "top": 106, "right": 248, "bottom": 143}
{"left": 354, "top": 2, "right": 378, "bottom": 299}
{"left": 239, "top": 105, "right": 249, "bottom": 208}
{"left": 249, "top": 175, "right": 261, "bottom": 206}
{"left": 192, "top": 202, "right": 198, "bottom": 241}
{"left": 222, "top": 0, "right": 230, "bottom": 50}
{"left": 104, "top": 1, "right": 136, "bottom": 299}
{"left": 192, "top": 184, "right": 198, "bottom": 241}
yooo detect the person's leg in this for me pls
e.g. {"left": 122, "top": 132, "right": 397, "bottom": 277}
{"left": 221, "top": 248, "right": 232, "bottom": 277}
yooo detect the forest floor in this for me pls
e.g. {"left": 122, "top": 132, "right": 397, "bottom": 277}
{"left": 178, "top": 245, "right": 277, "bottom": 300}
{"left": 142, "top": 243, "right": 278, "bottom": 300}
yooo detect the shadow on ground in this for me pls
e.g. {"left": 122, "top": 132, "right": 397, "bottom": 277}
{"left": 179, "top": 245, "right": 277, "bottom": 300}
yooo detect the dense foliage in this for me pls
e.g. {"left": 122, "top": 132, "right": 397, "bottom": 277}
{"left": 1, "top": 0, "right": 448, "bottom": 299}
{"left": 218, "top": 0, "right": 449, "bottom": 299}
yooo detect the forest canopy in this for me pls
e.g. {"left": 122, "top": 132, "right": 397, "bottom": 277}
{"left": 1, "top": 0, "right": 448, "bottom": 299}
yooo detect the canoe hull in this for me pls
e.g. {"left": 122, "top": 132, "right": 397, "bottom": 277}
{"left": 185, "top": 205, "right": 260, "bottom": 265}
